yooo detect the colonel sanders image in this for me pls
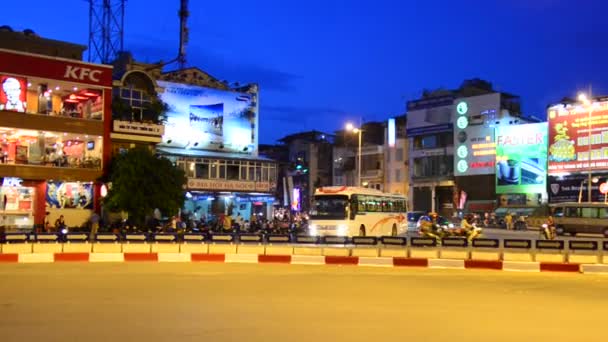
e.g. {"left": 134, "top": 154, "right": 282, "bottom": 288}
{"left": 0, "top": 77, "right": 27, "bottom": 112}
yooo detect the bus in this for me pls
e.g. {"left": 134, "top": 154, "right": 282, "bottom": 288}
{"left": 308, "top": 186, "right": 408, "bottom": 237}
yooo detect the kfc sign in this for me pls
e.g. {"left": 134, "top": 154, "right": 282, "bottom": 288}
{"left": 64, "top": 66, "right": 102, "bottom": 83}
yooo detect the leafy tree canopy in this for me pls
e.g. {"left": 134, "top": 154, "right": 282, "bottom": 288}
{"left": 104, "top": 147, "right": 186, "bottom": 226}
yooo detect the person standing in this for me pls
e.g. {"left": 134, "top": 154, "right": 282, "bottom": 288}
{"left": 89, "top": 212, "right": 100, "bottom": 241}
{"left": 505, "top": 212, "right": 513, "bottom": 230}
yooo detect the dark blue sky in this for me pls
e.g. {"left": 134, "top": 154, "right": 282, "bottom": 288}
{"left": 4, "top": 0, "right": 608, "bottom": 143}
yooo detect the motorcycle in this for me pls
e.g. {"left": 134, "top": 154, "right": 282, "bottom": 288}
{"left": 448, "top": 224, "right": 483, "bottom": 241}
{"left": 540, "top": 223, "right": 556, "bottom": 240}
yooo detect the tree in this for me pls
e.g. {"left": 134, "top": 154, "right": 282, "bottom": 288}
{"left": 104, "top": 147, "right": 187, "bottom": 227}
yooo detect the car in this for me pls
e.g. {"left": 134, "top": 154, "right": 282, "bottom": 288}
{"left": 407, "top": 211, "right": 426, "bottom": 232}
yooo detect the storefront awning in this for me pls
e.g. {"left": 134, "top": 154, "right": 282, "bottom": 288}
{"left": 157, "top": 146, "right": 275, "bottom": 162}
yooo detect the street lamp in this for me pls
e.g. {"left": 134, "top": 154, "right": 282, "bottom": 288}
{"left": 346, "top": 122, "right": 362, "bottom": 187}
{"left": 578, "top": 92, "right": 594, "bottom": 202}
{"left": 578, "top": 176, "right": 599, "bottom": 203}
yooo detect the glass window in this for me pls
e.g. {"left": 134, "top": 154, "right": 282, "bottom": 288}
{"left": 248, "top": 164, "right": 254, "bottom": 180}
{"left": 255, "top": 164, "right": 261, "bottom": 181}
{"left": 395, "top": 169, "right": 401, "bottom": 182}
{"left": 310, "top": 195, "right": 348, "bottom": 220}
{"left": 0, "top": 127, "right": 102, "bottom": 169}
{"left": 396, "top": 148, "right": 403, "bottom": 161}
{"left": 185, "top": 162, "right": 195, "bottom": 178}
{"left": 195, "top": 163, "right": 209, "bottom": 179}
{"left": 210, "top": 162, "right": 218, "bottom": 178}
{"left": 581, "top": 207, "right": 598, "bottom": 218}
{"left": 601, "top": 208, "right": 608, "bottom": 219}
{"left": 565, "top": 207, "right": 580, "bottom": 218}
{"left": 262, "top": 167, "right": 268, "bottom": 182}
{"left": 387, "top": 150, "right": 391, "bottom": 163}
{"left": 240, "top": 164, "right": 247, "bottom": 180}
{"left": 227, "top": 165, "right": 239, "bottom": 180}
{"left": 269, "top": 166, "right": 277, "bottom": 183}
{"left": 219, "top": 161, "right": 226, "bottom": 179}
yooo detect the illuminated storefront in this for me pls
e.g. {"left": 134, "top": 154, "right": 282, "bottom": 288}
{"left": 0, "top": 48, "right": 112, "bottom": 231}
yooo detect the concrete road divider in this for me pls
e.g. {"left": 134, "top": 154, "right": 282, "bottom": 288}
{"left": 93, "top": 243, "right": 122, "bottom": 253}
{"left": 352, "top": 236, "right": 378, "bottom": 245}
{"left": 208, "top": 243, "right": 237, "bottom": 254}
{"left": 325, "top": 256, "right": 358, "bottom": 265}
{"left": 322, "top": 247, "right": 350, "bottom": 257}
{"left": 393, "top": 257, "right": 428, "bottom": 267}
{"left": 123, "top": 252, "right": 158, "bottom": 262}
{"left": 290, "top": 255, "right": 325, "bottom": 265}
{"left": 379, "top": 236, "right": 407, "bottom": 246}
{"left": 439, "top": 249, "right": 469, "bottom": 260}
{"left": 179, "top": 243, "right": 208, "bottom": 254}
{"left": 33, "top": 243, "right": 63, "bottom": 253}
{"left": 122, "top": 243, "right": 151, "bottom": 253}
{"left": 379, "top": 248, "right": 407, "bottom": 258}
{"left": 502, "top": 261, "right": 540, "bottom": 272}
{"left": 157, "top": 253, "right": 191, "bottom": 262}
{"left": 0, "top": 253, "right": 18, "bottom": 262}
{"left": 225, "top": 253, "right": 258, "bottom": 263}
{"left": 2, "top": 243, "right": 33, "bottom": 254}
{"left": 504, "top": 239, "right": 532, "bottom": 249}
{"left": 470, "top": 250, "right": 501, "bottom": 261}
{"left": 151, "top": 243, "right": 180, "bottom": 253}
{"left": 89, "top": 253, "right": 124, "bottom": 262}
{"left": 191, "top": 253, "right": 224, "bottom": 262}
{"left": 266, "top": 235, "right": 290, "bottom": 244}
{"left": 19, "top": 253, "right": 54, "bottom": 263}
{"left": 581, "top": 264, "right": 608, "bottom": 274}
{"left": 428, "top": 258, "right": 465, "bottom": 269}
{"left": 503, "top": 250, "right": 534, "bottom": 262}
{"left": 410, "top": 248, "right": 439, "bottom": 259}
{"left": 540, "top": 262, "right": 580, "bottom": 273}
{"left": 358, "top": 257, "right": 393, "bottom": 267}
{"left": 464, "top": 260, "right": 503, "bottom": 270}
{"left": 54, "top": 252, "right": 89, "bottom": 262}
{"left": 62, "top": 242, "right": 92, "bottom": 253}
{"left": 258, "top": 254, "right": 291, "bottom": 264}
{"left": 264, "top": 245, "right": 294, "bottom": 256}
{"left": 293, "top": 246, "right": 323, "bottom": 256}
{"left": 237, "top": 244, "right": 265, "bottom": 255}
{"left": 351, "top": 247, "right": 379, "bottom": 257}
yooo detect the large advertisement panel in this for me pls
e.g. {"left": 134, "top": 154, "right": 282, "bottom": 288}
{"left": 46, "top": 181, "right": 94, "bottom": 209}
{"left": 547, "top": 101, "right": 608, "bottom": 174}
{"left": 495, "top": 123, "right": 548, "bottom": 194}
{"left": 454, "top": 125, "right": 495, "bottom": 176}
{"left": 0, "top": 75, "right": 27, "bottom": 112}
{"left": 157, "top": 81, "right": 257, "bottom": 154}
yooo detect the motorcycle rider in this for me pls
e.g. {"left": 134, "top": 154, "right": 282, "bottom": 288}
{"left": 419, "top": 212, "right": 442, "bottom": 241}
{"left": 543, "top": 215, "right": 556, "bottom": 240}
{"left": 460, "top": 214, "right": 480, "bottom": 242}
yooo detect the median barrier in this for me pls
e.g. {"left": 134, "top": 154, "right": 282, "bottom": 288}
{"left": 351, "top": 247, "right": 379, "bottom": 257}
{"left": 321, "top": 236, "right": 349, "bottom": 245}
{"left": 121, "top": 243, "right": 151, "bottom": 253}
{"left": 428, "top": 258, "right": 465, "bottom": 269}
{"left": 124, "top": 234, "right": 148, "bottom": 243}
{"left": 62, "top": 242, "right": 92, "bottom": 253}
{"left": 264, "top": 245, "right": 294, "bottom": 256}
{"left": 89, "top": 253, "right": 124, "bottom": 262}
{"left": 210, "top": 233, "right": 235, "bottom": 243}
{"left": 410, "top": 248, "right": 439, "bottom": 259}
{"left": 295, "top": 235, "right": 320, "bottom": 244}
{"left": 322, "top": 247, "right": 351, "bottom": 257}
{"left": 182, "top": 234, "right": 206, "bottom": 243}
{"left": 151, "top": 243, "right": 180, "bottom": 253}
{"left": 237, "top": 244, "right": 265, "bottom": 255}
{"left": 379, "top": 247, "right": 407, "bottom": 258}
{"left": 208, "top": 243, "right": 237, "bottom": 254}
{"left": 293, "top": 246, "right": 323, "bottom": 256}
{"left": 290, "top": 254, "right": 325, "bottom": 265}
{"left": 503, "top": 239, "right": 534, "bottom": 262}
{"left": 469, "top": 239, "right": 501, "bottom": 260}
{"left": 352, "top": 236, "right": 378, "bottom": 246}
{"left": 410, "top": 237, "right": 437, "bottom": 248}
{"left": 379, "top": 236, "right": 407, "bottom": 246}
{"left": 266, "top": 235, "right": 291, "bottom": 244}
{"left": 157, "top": 253, "right": 190, "bottom": 262}
{"left": 32, "top": 243, "right": 63, "bottom": 253}
{"left": 225, "top": 253, "right": 258, "bottom": 263}
{"left": 502, "top": 261, "right": 541, "bottom": 272}
{"left": 179, "top": 243, "right": 208, "bottom": 254}
{"left": 238, "top": 234, "right": 263, "bottom": 244}
{"left": 534, "top": 240, "right": 565, "bottom": 263}
{"left": 472, "top": 239, "right": 500, "bottom": 248}
{"left": 581, "top": 264, "right": 608, "bottom": 274}
{"left": 33, "top": 233, "right": 59, "bottom": 243}
{"left": 95, "top": 234, "right": 121, "bottom": 243}
{"left": 357, "top": 256, "right": 393, "bottom": 267}
{"left": 2, "top": 233, "right": 30, "bottom": 244}
{"left": 152, "top": 234, "right": 178, "bottom": 243}
{"left": 567, "top": 241, "right": 600, "bottom": 264}
{"left": 19, "top": 253, "right": 54, "bottom": 263}
{"left": 2, "top": 243, "right": 32, "bottom": 253}
{"left": 92, "top": 242, "right": 122, "bottom": 253}
{"left": 439, "top": 238, "right": 469, "bottom": 260}
{"left": 65, "top": 233, "right": 89, "bottom": 243}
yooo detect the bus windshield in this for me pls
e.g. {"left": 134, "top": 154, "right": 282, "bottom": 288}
{"left": 310, "top": 195, "right": 349, "bottom": 220}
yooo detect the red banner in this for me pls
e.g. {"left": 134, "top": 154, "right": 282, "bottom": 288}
{"left": 0, "top": 49, "right": 112, "bottom": 87}
{"left": 548, "top": 103, "right": 608, "bottom": 174}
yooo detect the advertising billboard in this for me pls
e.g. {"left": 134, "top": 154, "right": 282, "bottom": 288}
{"left": 547, "top": 101, "right": 608, "bottom": 174}
{"left": 157, "top": 81, "right": 258, "bottom": 154}
{"left": 46, "top": 181, "right": 94, "bottom": 209}
{"left": 495, "top": 123, "right": 548, "bottom": 194}
{"left": 454, "top": 125, "right": 496, "bottom": 176}
{"left": 0, "top": 75, "right": 27, "bottom": 112}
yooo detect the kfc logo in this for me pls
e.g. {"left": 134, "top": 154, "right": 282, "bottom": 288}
{"left": 63, "top": 66, "right": 102, "bottom": 83}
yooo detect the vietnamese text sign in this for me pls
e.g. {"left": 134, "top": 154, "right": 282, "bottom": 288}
{"left": 187, "top": 178, "right": 270, "bottom": 192}
{"left": 548, "top": 102, "right": 608, "bottom": 174}
{"left": 495, "top": 123, "right": 548, "bottom": 194}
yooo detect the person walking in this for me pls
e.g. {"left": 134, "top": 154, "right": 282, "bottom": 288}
{"left": 505, "top": 212, "right": 513, "bottom": 230}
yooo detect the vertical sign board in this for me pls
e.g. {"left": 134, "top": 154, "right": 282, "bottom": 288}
{"left": 388, "top": 118, "right": 396, "bottom": 148}
{"left": 453, "top": 100, "right": 496, "bottom": 176}
{"left": 495, "top": 123, "right": 548, "bottom": 194}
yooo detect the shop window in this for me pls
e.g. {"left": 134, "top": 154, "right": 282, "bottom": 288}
{"left": 210, "top": 162, "right": 218, "bottom": 178}
{"left": 240, "top": 164, "right": 247, "bottom": 180}
{"left": 0, "top": 74, "right": 104, "bottom": 120}
{"left": 219, "top": 162, "right": 226, "bottom": 179}
{"left": 227, "top": 165, "right": 239, "bottom": 180}
{"left": 248, "top": 164, "right": 254, "bottom": 181}
{"left": 0, "top": 127, "right": 102, "bottom": 169}
{"left": 262, "top": 167, "right": 269, "bottom": 182}
{"left": 255, "top": 164, "right": 262, "bottom": 181}
{"left": 269, "top": 166, "right": 277, "bottom": 183}
{"left": 185, "top": 162, "right": 195, "bottom": 178}
{"left": 117, "top": 86, "right": 152, "bottom": 122}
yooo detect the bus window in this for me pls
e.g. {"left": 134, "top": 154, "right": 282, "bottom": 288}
{"left": 565, "top": 207, "right": 580, "bottom": 218}
{"left": 602, "top": 208, "right": 608, "bottom": 219}
{"left": 310, "top": 195, "right": 349, "bottom": 220}
{"left": 553, "top": 206, "right": 564, "bottom": 217}
{"left": 581, "top": 207, "right": 598, "bottom": 218}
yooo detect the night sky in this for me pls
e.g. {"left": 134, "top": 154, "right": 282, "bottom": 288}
{"left": 4, "top": 0, "right": 608, "bottom": 143}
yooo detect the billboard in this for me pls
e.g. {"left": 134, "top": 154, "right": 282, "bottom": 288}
{"left": 157, "top": 81, "right": 258, "bottom": 154}
{"left": 0, "top": 75, "right": 27, "bottom": 112}
{"left": 547, "top": 101, "right": 608, "bottom": 174}
{"left": 46, "top": 181, "right": 94, "bottom": 209}
{"left": 454, "top": 125, "right": 496, "bottom": 176}
{"left": 495, "top": 123, "right": 548, "bottom": 194}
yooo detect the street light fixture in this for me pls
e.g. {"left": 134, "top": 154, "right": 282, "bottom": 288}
{"left": 578, "top": 92, "right": 594, "bottom": 202}
{"left": 345, "top": 122, "right": 362, "bottom": 187}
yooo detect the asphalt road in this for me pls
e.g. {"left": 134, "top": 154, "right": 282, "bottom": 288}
{"left": 0, "top": 263, "right": 606, "bottom": 342}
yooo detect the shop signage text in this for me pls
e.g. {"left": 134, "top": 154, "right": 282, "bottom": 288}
{"left": 187, "top": 178, "right": 270, "bottom": 192}
{"left": 64, "top": 66, "right": 102, "bottom": 82}
{"left": 113, "top": 120, "right": 165, "bottom": 136}
{"left": 2, "top": 177, "right": 23, "bottom": 187}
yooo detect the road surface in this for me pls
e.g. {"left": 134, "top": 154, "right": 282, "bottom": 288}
{"left": 0, "top": 263, "right": 606, "bottom": 342}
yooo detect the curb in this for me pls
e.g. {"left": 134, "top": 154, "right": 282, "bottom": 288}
{"left": 0, "top": 252, "right": 604, "bottom": 274}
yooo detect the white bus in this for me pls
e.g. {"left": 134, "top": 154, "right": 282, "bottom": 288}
{"left": 308, "top": 186, "right": 408, "bottom": 237}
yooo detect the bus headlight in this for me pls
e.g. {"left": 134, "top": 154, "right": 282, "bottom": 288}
{"left": 309, "top": 224, "right": 318, "bottom": 236}
{"left": 336, "top": 224, "right": 348, "bottom": 236}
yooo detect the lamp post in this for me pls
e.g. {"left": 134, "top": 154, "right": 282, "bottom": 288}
{"left": 578, "top": 93, "right": 594, "bottom": 202}
{"left": 346, "top": 122, "right": 362, "bottom": 187}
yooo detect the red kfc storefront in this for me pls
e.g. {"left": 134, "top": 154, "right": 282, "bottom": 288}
{"left": 0, "top": 48, "right": 112, "bottom": 231}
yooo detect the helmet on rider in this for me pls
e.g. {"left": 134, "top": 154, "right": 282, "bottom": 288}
{"left": 428, "top": 212, "right": 438, "bottom": 222}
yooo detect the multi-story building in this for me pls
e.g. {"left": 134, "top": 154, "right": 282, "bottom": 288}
{"left": 384, "top": 115, "right": 409, "bottom": 201}
{"left": 333, "top": 121, "right": 385, "bottom": 190}
{"left": 150, "top": 68, "right": 278, "bottom": 221}
{"left": 0, "top": 28, "right": 112, "bottom": 231}
{"left": 278, "top": 131, "right": 333, "bottom": 211}
{"left": 407, "top": 79, "right": 532, "bottom": 217}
